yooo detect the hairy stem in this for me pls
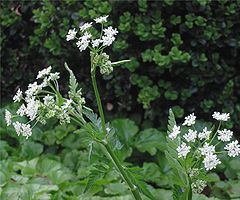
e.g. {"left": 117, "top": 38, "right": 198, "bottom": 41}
{"left": 90, "top": 53, "right": 142, "bottom": 200}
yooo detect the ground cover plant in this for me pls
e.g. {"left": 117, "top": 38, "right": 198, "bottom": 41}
{"left": 1, "top": 15, "right": 240, "bottom": 200}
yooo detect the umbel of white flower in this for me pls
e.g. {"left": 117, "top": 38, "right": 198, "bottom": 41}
{"left": 66, "top": 15, "right": 119, "bottom": 75}
{"left": 5, "top": 66, "right": 85, "bottom": 139}
{"left": 168, "top": 112, "right": 240, "bottom": 172}
{"left": 70, "top": 20, "right": 118, "bottom": 50}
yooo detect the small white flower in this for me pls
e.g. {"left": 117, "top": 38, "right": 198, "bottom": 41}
{"left": 40, "top": 78, "right": 48, "bottom": 88}
{"left": 183, "top": 129, "right": 197, "bottom": 142}
{"left": 79, "top": 22, "right": 92, "bottom": 32}
{"left": 37, "top": 66, "right": 52, "bottom": 79}
{"left": 92, "top": 39, "right": 102, "bottom": 48}
{"left": 48, "top": 72, "right": 60, "bottom": 81}
{"left": 13, "top": 121, "right": 22, "bottom": 136}
{"left": 102, "top": 35, "right": 116, "bottom": 46}
{"left": 66, "top": 28, "right": 77, "bottom": 41}
{"left": 199, "top": 143, "right": 215, "bottom": 156}
{"left": 203, "top": 154, "right": 221, "bottom": 171}
{"left": 25, "top": 82, "right": 38, "bottom": 99}
{"left": 191, "top": 180, "right": 207, "bottom": 194}
{"left": 21, "top": 123, "right": 32, "bottom": 139}
{"left": 177, "top": 142, "right": 191, "bottom": 158}
{"left": 212, "top": 112, "right": 230, "bottom": 121}
{"left": 224, "top": 140, "right": 240, "bottom": 157}
{"left": 182, "top": 113, "right": 196, "bottom": 126}
{"left": 12, "top": 121, "right": 32, "bottom": 138}
{"left": 62, "top": 99, "right": 73, "bottom": 111}
{"left": 103, "top": 26, "right": 118, "bottom": 37}
{"left": 58, "top": 111, "right": 71, "bottom": 124}
{"left": 94, "top": 15, "right": 108, "bottom": 23}
{"left": 43, "top": 95, "right": 55, "bottom": 106}
{"left": 13, "top": 89, "right": 23, "bottom": 102}
{"left": 5, "top": 110, "right": 12, "bottom": 126}
{"left": 198, "top": 127, "right": 211, "bottom": 140}
{"left": 217, "top": 129, "right": 233, "bottom": 142}
{"left": 25, "top": 98, "right": 39, "bottom": 121}
{"left": 169, "top": 125, "right": 181, "bottom": 140}
{"left": 16, "top": 104, "right": 26, "bottom": 116}
{"left": 76, "top": 32, "right": 92, "bottom": 52}
{"left": 101, "top": 26, "right": 118, "bottom": 46}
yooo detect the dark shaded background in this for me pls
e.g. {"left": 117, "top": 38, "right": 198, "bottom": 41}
{"left": 1, "top": 0, "right": 240, "bottom": 132}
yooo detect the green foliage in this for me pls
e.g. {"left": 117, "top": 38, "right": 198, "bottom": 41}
{"left": 1, "top": 105, "right": 239, "bottom": 199}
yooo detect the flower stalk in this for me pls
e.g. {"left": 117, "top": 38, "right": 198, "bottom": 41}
{"left": 90, "top": 54, "right": 142, "bottom": 200}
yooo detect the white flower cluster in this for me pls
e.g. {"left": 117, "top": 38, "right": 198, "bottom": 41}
{"left": 212, "top": 112, "right": 230, "bottom": 121}
{"left": 5, "top": 66, "right": 85, "bottom": 138}
{"left": 168, "top": 112, "right": 240, "bottom": 172}
{"left": 66, "top": 15, "right": 118, "bottom": 51}
{"left": 191, "top": 180, "right": 207, "bottom": 194}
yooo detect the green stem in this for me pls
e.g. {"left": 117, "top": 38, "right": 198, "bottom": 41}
{"left": 104, "top": 143, "right": 142, "bottom": 200}
{"left": 91, "top": 71, "right": 107, "bottom": 134}
{"left": 90, "top": 52, "right": 107, "bottom": 134}
{"left": 209, "top": 121, "right": 221, "bottom": 145}
{"left": 90, "top": 53, "right": 142, "bottom": 200}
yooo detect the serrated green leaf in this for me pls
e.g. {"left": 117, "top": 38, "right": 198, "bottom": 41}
{"left": 167, "top": 108, "right": 176, "bottom": 135}
{"left": 65, "top": 62, "right": 78, "bottom": 95}
{"left": 84, "top": 164, "right": 109, "bottom": 193}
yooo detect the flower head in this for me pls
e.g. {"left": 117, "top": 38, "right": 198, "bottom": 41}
{"left": 217, "top": 129, "right": 233, "bottom": 142}
{"left": 177, "top": 142, "right": 191, "bottom": 158}
{"left": 183, "top": 129, "right": 197, "bottom": 142}
{"left": 92, "top": 39, "right": 102, "bottom": 48}
{"left": 13, "top": 121, "right": 22, "bottom": 136}
{"left": 191, "top": 180, "right": 207, "bottom": 194}
{"left": 12, "top": 122, "right": 32, "bottom": 138}
{"left": 212, "top": 112, "right": 230, "bottom": 121}
{"left": 13, "top": 89, "right": 23, "bottom": 102}
{"left": 94, "top": 15, "right": 108, "bottom": 23}
{"left": 182, "top": 113, "right": 196, "bottom": 126}
{"left": 76, "top": 32, "right": 92, "bottom": 52}
{"left": 102, "top": 26, "right": 118, "bottom": 46}
{"left": 203, "top": 154, "right": 221, "bottom": 171}
{"left": 224, "top": 140, "right": 240, "bottom": 157}
{"left": 79, "top": 22, "right": 92, "bottom": 32}
{"left": 169, "top": 125, "right": 180, "bottom": 140}
{"left": 198, "top": 127, "right": 211, "bottom": 140}
{"left": 5, "top": 110, "right": 12, "bottom": 126}
{"left": 37, "top": 66, "right": 52, "bottom": 79}
{"left": 199, "top": 143, "right": 215, "bottom": 156}
{"left": 25, "top": 98, "right": 39, "bottom": 121}
{"left": 66, "top": 28, "right": 77, "bottom": 41}
{"left": 16, "top": 104, "right": 26, "bottom": 116}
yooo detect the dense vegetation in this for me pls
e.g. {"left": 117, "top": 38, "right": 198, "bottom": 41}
{"left": 1, "top": 0, "right": 240, "bottom": 199}
{"left": 1, "top": 0, "right": 240, "bottom": 128}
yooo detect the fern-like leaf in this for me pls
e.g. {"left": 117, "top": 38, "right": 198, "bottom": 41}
{"left": 167, "top": 108, "right": 176, "bottom": 135}
{"left": 65, "top": 62, "right": 78, "bottom": 94}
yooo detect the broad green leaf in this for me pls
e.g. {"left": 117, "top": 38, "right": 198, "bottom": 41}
{"left": 20, "top": 141, "right": 43, "bottom": 159}
{"left": 111, "top": 118, "right": 139, "bottom": 146}
{"left": 134, "top": 128, "right": 166, "bottom": 155}
{"left": 104, "top": 182, "right": 128, "bottom": 195}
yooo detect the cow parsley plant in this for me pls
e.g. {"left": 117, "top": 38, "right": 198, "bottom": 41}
{"left": 166, "top": 109, "right": 240, "bottom": 198}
